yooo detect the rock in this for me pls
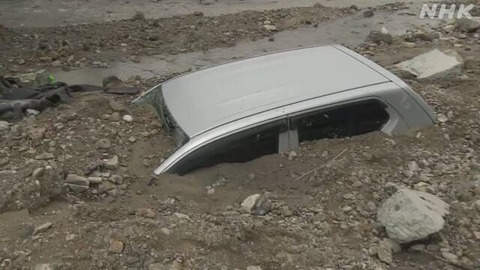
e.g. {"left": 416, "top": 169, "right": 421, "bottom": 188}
{"left": 0, "top": 121, "right": 9, "bottom": 131}
{"left": 35, "top": 153, "right": 54, "bottom": 160}
{"left": 409, "top": 244, "right": 426, "bottom": 253}
{"left": 377, "top": 189, "right": 449, "bottom": 243}
{"left": 123, "top": 115, "right": 133, "bottom": 122}
{"left": 105, "top": 156, "right": 119, "bottom": 170}
{"left": 254, "top": 196, "right": 272, "bottom": 215}
{"left": 441, "top": 251, "right": 458, "bottom": 263}
{"left": 382, "top": 238, "right": 401, "bottom": 253}
{"left": 10, "top": 70, "right": 51, "bottom": 88}
{"left": 28, "top": 127, "right": 46, "bottom": 140}
{"left": 51, "top": 60, "right": 62, "bottom": 67}
{"left": 367, "top": 29, "right": 393, "bottom": 44}
{"left": 65, "top": 174, "right": 89, "bottom": 186}
{"left": 98, "top": 182, "right": 117, "bottom": 193}
{"left": 173, "top": 212, "right": 190, "bottom": 219}
{"left": 109, "top": 240, "right": 124, "bottom": 254}
{"left": 32, "top": 167, "right": 45, "bottom": 178}
{"left": 34, "top": 264, "right": 57, "bottom": 270}
{"left": 263, "top": 24, "right": 277, "bottom": 32}
{"left": 96, "top": 138, "right": 111, "bottom": 149}
{"left": 199, "top": 0, "right": 216, "bottom": 5}
{"left": 132, "top": 11, "right": 146, "bottom": 21}
{"left": 246, "top": 266, "right": 262, "bottom": 270}
{"left": 33, "top": 222, "right": 52, "bottom": 235}
{"left": 87, "top": 177, "right": 103, "bottom": 184}
{"left": 26, "top": 109, "right": 40, "bottom": 117}
{"left": 363, "top": 10, "right": 374, "bottom": 17}
{"left": 474, "top": 200, "right": 480, "bottom": 211}
{"left": 393, "top": 49, "right": 463, "bottom": 80}
{"left": 66, "top": 184, "right": 89, "bottom": 193}
{"left": 102, "top": 75, "right": 122, "bottom": 88}
{"left": 280, "top": 206, "right": 294, "bottom": 217}
{"left": 110, "top": 174, "right": 123, "bottom": 185}
{"left": 377, "top": 240, "right": 393, "bottom": 264}
{"left": 137, "top": 208, "right": 156, "bottom": 218}
{"left": 288, "top": 151, "right": 297, "bottom": 160}
{"left": 455, "top": 17, "right": 480, "bottom": 33}
{"left": 241, "top": 194, "right": 261, "bottom": 213}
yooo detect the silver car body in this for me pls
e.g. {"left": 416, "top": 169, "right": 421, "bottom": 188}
{"left": 135, "top": 45, "right": 436, "bottom": 174}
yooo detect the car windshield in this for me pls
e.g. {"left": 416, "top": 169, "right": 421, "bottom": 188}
{"left": 138, "top": 84, "right": 189, "bottom": 148}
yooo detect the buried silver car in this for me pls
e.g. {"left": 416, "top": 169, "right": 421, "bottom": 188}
{"left": 134, "top": 45, "right": 436, "bottom": 175}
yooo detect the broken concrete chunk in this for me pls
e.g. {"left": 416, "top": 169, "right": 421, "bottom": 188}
{"left": 394, "top": 49, "right": 463, "bottom": 80}
{"left": 377, "top": 189, "right": 449, "bottom": 243}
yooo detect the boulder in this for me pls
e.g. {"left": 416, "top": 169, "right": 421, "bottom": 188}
{"left": 394, "top": 49, "right": 463, "bottom": 80}
{"left": 455, "top": 17, "right": 480, "bottom": 33}
{"left": 377, "top": 189, "right": 449, "bottom": 243}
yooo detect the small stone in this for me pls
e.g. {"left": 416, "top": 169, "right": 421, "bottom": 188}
{"left": 409, "top": 244, "right": 426, "bottom": 253}
{"left": 288, "top": 151, "right": 298, "bottom": 160}
{"left": 35, "top": 152, "right": 54, "bottom": 160}
{"left": 280, "top": 206, "right": 293, "bottom": 217}
{"left": 110, "top": 174, "right": 123, "bottom": 185}
{"left": 109, "top": 240, "right": 124, "bottom": 254}
{"left": 441, "top": 251, "right": 458, "bottom": 263}
{"left": 87, "top": 177, "right": 103, "bottom": 184}
{"left": 0, "top": 121, "right": 9, "bottom": 131}
{"left": 248, "top": 173, "right": 256, "bottom": 180}
{"left": 110, "top": 112, "right": 121, "bottom": 121}
{"left": 246, "top": 266, "right": 262, "bottom": 270}
{"left": 34, "top": 264, "right": 56, "bottom": 270}
{"left": 26, "top": 109, "right": 40, "bottom": 117}
{"left": 352, "top": 181, "right": 363, "bottom": 188}
{"left": 34, "top": 222, "right": 52, "bottom": 235}
{"left": 173, "top": 212, "right": 190, "bottom": 219}
{"left": 438, "top": 115, "right": 448, "bottom": 123}
{"left": 383, "top": 238, "right": 401, "bottom": 253}
{"left": 99, "top": 182, "right": 117, "bottom": 193}
{"left": 207, "top": 188, "right": 215, "bottom": 195}
{"left": 363, "top": 10, "right": 374, "bottom": 17}
{"left": 96, "top": 138, "right": 111, "bottom": 149}
{"left": 28, "top": 127, "right": 46, "bottom": 140}
{"left": 367, "top": 29, "right": 393, "bottom": 44}
{"left": 377, "top": 240, "right": 393, "bottom": 264}
{"left": 66, "top": 184, "right": 89, "bottom": 193}
{"left": 105, "top": 156, "right": 119, "bottom": 170}
{"left": 65, "top": 174, "right": 89, "bottom": 186}
{"left": 343, "top": 193, "right": 355, "bottom": 200}
{"left": 102, "top": 75, "right": 122, "bottom": 88}
{"left": 132, "top": 11, "right": 146, "bottom": 21}
{"left": 263, "top": 24, "right": 277, "bottom": 31}
{"left": 241, "top": 194, "right": 261, "bottom": 213}
{"left": 32, "top": 167, "right": 45, "bottom": 178}
{"left": 137, "top": 208, "right": 156, "bottom": 218}
{"left": 474, "top": 200, "right": 480, "bottom": 211}
{"left": 254, "top": 195, "right": 272, "bottom": 216}
{"left": 123, "top": 115, "right": 133, "bottom": 122}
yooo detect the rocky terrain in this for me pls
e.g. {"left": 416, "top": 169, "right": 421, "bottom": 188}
{"left": 1, "top": 1, "right": 480, "bottom": 270}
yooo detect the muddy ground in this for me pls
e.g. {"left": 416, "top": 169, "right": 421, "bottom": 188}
{"left": 0, "top": 1, "right": 480, "bottom": 270}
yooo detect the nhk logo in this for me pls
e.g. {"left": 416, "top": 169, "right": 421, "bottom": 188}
{"left": 420, "top": 3, "right": 475, "bottom": 19}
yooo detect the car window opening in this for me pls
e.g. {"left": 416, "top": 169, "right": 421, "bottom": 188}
{"left": 292, "top": 99, "right": 389, "bottom": 143}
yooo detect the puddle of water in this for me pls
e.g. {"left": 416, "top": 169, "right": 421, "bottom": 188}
{"left": 52, "top": 9, "right": 442, "bottom": 86}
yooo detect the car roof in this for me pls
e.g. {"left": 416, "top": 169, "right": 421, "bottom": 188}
{"left": 161, "top": 45, "right": 391, "bottom": 137}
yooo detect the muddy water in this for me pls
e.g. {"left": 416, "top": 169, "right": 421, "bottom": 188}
{"left": 52, "top": 8, "right": 443, "bottom": 86}
{"left": 0, "top": 0, "right": 432, "bottom": 28}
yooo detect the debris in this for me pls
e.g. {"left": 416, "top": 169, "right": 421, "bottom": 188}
{"left": 102, "top": 75, "right": 122, "bottom": 88}
{"left": 246, "top": 266, "right": 262, "bottom": 270}
{"left": 241, "top": 194, "right": 261, "bottom": 213}
{"left": 35, "top": 153, "right": 54, "bottom": 160}
{"left": 96, "top": 138, "right": 111, "bottom": 149}
{"left": 9, "top": 70, "right": 51, "bottom": 88}
{"left": 263, "top": 24, "right": 277, "bottom": 31}
{"left": 377, "top": 240, "right": 393, "bottom": 264}
{"left": 393, "top": 49, "right": 464, "bottom": 80}
{"left": 137, "top": 208, "right": 156, "bottom": 218}
{"left": 377, "top": 189, "right": 449, "bottom": 243}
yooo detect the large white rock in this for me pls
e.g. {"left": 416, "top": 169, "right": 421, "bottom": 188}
{"left": 377, "top": 189, "right": 449, "bottom": 244}
{"left": 394, "top": 49, "right": 463, "bottom": 80}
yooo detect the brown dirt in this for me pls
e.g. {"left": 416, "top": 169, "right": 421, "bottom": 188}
{"left": 0, "top": 4, "right": 480, "bottom": 270}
